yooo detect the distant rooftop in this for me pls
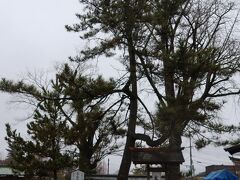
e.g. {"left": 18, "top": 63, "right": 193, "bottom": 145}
{"left": 224, "top": 144, "right": 240, "bottom": 155}
{"left": 0, "top": 166, "right": 24, "bottom": 177}
{"left": 0, "top": 167, "right": 14, "bottom": 176}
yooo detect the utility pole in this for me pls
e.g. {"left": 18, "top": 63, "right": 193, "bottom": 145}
{"left": 108, "top": 158, "right": 110, "bottom": 175}
{"left": 189, "top": 133, "right": 194, "bottom": 178}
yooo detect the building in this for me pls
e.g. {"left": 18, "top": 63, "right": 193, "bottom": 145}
{"left": 0, "top": 165, "right": 24, "bottom": 180}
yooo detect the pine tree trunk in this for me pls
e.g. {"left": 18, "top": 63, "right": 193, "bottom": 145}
{"left": 53, "top": 170, "right": 57, "bottom": 180}
{"left": 117, "top": 136, "right": 135, "bottom": 180}
{"left": 117, "top": 3, "right": 137, "bottom": 177}
{"left": 165, "top": 163, "right": 181, "bottom": 180}
{"left": 117, "top": 48, "right": 137, "bottom": 179}
{"left": 165, "top": 132, "right": 182, "bottom": 180}
{"left": 78, "top": 152, "right": 92, "bottom": 174}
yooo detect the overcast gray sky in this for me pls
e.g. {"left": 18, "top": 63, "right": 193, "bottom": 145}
{"left": 0, "top": 0, "right": 124, "bottom": 174}
{"left": 0, "top": 0, "right": 81, "bottom": 158}
{"left": 0, "top": 0, "right": 240, "bottom": 175}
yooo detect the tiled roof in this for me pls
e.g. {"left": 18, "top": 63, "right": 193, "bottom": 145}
{"left": 224, "top": 144, "right": 240, "bottom": 155}
{"left": 0, "top": 167, "right": 14, "bottom": 176}
{"left": 0, "top": 166, "right": 24, "bottom": 177}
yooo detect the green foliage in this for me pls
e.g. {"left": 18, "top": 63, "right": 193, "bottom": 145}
{"left": 5, "top": 98, "right": 72, "bottom": 178}
{"left": 2, "top": 63, "right": 126, "bottom": 175}
{"left": 5, "top": 124, "right": 37, "bottom": 176}
{"left": 54, "top": 64, "right": 125, "bottom": 174}
{"left": 0, "top": 78, "right": 41, "bottom": 98}
{"left": 63, "top": 1, "right": 240, "bottom": 179}
{"left": 195, "top": 138, "right": 211, "bottom": 150}
{"left": 2, "top": 0, "right": 240, "bottom": 179}
{"left": 66, "top": 0, "right": 240, "bottom": 156}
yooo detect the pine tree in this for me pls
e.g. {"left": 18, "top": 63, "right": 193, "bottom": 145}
{"left": 55, "top": 64, "right": 125, "bottom": 174}
{"left": 66, "top": 0, "right": 240, "bottom": 179}
{"left": 1, "top": 63, "right": 126, "bottom": 175}
{"left": 5, "top": 99, "right": 72, "bottom": 180}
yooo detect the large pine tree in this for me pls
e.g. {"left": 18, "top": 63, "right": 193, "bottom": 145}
{"left": 66, "top": 0, "right": 240, "bottom": 179}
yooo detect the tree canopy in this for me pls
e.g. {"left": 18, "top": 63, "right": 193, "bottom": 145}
{"left": 2, "top": 63, "right": 126, "bottom": 176}
{"left": 5, "top": 99, "right": 72, "bottom": 180}
{"left": 1, "top": 0, "right": 240, "bottom": 179}
{"left": 66, "top": 0, "right": 240, "bottom": 179}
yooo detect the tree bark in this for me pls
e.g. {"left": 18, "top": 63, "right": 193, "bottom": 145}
{"left": 166, "top": 163, "right": 181, "bottom": 180}
{"left": 117, "top": 49, "right": 137, "bottom": 179}
{"left": 117, "top": 2, "right": 138, "bottom": 177}
{"left": 78, "top": 145, "right": 95, "bottom": 174}
{"left": 53, "top": 170, "right": 57, "bottom": 180}
{"left": 165, "top": 131, "right": 182, "bottom": 180}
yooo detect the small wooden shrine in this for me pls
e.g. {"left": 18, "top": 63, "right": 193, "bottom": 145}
{"left": 130, "top": 147, "right": 184, "bottom": 179}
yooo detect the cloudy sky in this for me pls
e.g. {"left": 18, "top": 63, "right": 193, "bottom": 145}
{"left": 0, "top": 0, "right": 240, "bottom": 175}
{"left": 0, "top": 0, "right": 82, "bottom": 159}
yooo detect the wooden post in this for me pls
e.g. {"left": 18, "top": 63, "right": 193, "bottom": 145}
{"left": 147, "top": 164, "right": 150, "bottom": 180}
